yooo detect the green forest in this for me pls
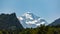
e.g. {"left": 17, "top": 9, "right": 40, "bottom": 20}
{"left": 0, "top": 25, "right": 60, "bottom": 34}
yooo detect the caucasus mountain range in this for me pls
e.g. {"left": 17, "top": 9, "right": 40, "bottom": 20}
{"left": 0, "top": 12, "right": 60, "bottom": 30}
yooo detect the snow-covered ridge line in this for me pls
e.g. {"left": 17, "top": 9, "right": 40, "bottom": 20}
{"left": 18, "top": 12, "right": 47, "bottom": 28}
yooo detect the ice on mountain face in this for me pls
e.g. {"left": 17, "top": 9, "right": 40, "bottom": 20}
{"left": 19, "top": 17, "right": 23, "bottom": 20}
{"left": 25, "top": 13, "right": 33, "bottom": 20}
{"left": 18, "top": 12, "right": 47, "bottom": 28}
{"left": 41, "top": 22, "right": 45, "bottom": 24}
{"left": 26, "top": 21, "right": 36, "bottom": 24}
{"left": 26, "top": 20, "right": 38, "bottom": 24}
{"left": 36, "top": 24, "right": 40, "bottom": 26}
{"left": 36, "top": 22, "right": 45, "bottom": 26}
{"left": 22, "top": 12, "right": 33, "bottom": 20}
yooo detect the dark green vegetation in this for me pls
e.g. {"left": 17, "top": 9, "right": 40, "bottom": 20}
{"left": 0, "top": 13, "right": 60, "bottom": 34}
{"left": 0, "top": 25, "right": 60, "bottom": 34}
{"left": 20, "top": 25, "right": 60, "bottom": 34}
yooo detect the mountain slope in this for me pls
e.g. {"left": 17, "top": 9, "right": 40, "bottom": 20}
{"left": 49, "top": 18, "right": 60, "bottom": 26}
{"left": 18, "top": 12, "right": 47, "bottom": 28}
{"left": 0, "top": 13, "right": 23, "bottom": 30}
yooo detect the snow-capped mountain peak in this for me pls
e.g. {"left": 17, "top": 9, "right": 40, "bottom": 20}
{"left": 22, "top": 12, "right": 33, "bottom": 20}
{"left": 18, "top": 12, "right": 47, "bottom": 28}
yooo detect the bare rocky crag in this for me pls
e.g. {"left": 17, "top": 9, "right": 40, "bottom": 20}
{"left": 0, "top": 13, "right": 23, "bottom": 31}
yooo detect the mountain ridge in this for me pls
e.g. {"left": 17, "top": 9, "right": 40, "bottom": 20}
{"left": 48, "top": 18, "right": 60, "bottom": 26}
{"left": 0, "top": 13, "right": 23, "bottom": 30}
{"left": 18, "top": 12, "right": 47, "bottom": 28}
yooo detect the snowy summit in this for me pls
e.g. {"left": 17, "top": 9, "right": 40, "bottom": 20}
{"left": 18, "top": 12, "right": 47, "bottom": 28}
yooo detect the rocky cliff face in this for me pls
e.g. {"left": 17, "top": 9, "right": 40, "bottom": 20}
{"left": 0, "top": 13, "right": 23, "bottom": 30}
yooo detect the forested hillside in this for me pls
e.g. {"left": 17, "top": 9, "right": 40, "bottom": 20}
{"left": 0, "top": 25, "right": 60, "bottom": 34}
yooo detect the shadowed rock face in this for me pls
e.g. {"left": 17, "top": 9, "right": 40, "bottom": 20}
{"left": 49, "top": 18, "right": 60, "bottom": 26}
{"left": 0, "top": 13, "right": 23, "bottom": 30}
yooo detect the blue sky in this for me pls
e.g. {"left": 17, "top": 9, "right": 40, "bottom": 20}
{"left": 0, "top": 0, "right": 60, "bottom": 23}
